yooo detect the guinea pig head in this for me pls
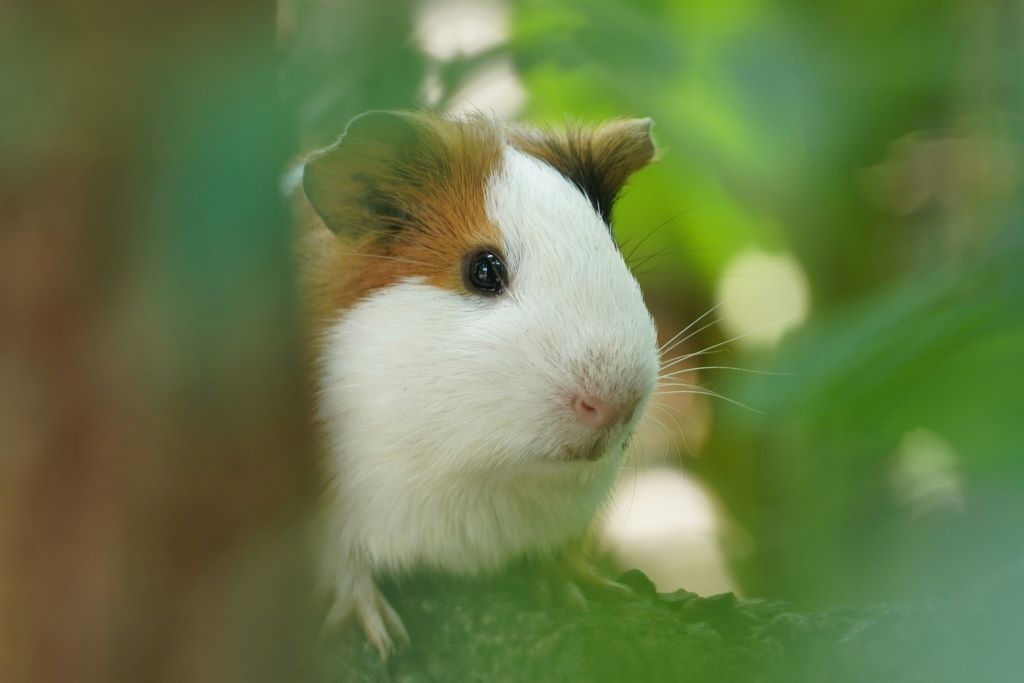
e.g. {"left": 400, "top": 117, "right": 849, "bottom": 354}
{"left": 305, "top": 111, "right": 659, "bottom": 474}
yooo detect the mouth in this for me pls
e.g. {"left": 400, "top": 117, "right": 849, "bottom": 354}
{"left": 559, "top": 432, "right": 627, "bottom": 463}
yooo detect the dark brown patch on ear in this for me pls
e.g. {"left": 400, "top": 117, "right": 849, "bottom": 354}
{"left": 509, "top": 118, "right": 656, "bottom": 226}
{"left": 296, "top": 111, "right": 504, "bottom": 331}
{"left": 303, "top": 111, "right": 437, "bottom": 235}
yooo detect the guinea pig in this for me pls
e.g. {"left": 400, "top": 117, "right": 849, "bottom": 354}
{"left": 295, "top": 110, "right": 659, "bottom": 658}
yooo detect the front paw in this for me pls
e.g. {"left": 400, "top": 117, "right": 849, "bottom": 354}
{"left": 534, "top": 547, "right": 633, "bottom": 612}
{"left": 555, "top": 545, "right": 633, "bottom": 598}
{"left": 327, "top": 576, "right": 409, "bottom": 661}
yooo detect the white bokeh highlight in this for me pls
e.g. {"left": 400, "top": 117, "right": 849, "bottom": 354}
{"left": 415, "top": 0, "right": 509, "bottom": 61}
{"left": 602, "top": 467, "right": 737, "bottom": 595}
{"left": 715, "top": 248, "right": 810, "bottom": 349}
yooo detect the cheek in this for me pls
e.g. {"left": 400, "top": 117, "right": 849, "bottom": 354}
{"left": 320, "top": 283, "right": 552, "bottom": 442}
{"left": 319, "top": 288, "right": 660, "bottom": 475}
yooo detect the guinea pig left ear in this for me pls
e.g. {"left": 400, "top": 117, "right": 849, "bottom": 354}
{"left": 511, "top": 118, "right": 657, "bottom": 226}
{"left": 302, "top": 110, "right": 428, "bottom": 234}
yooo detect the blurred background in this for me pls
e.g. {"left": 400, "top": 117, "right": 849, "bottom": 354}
{"left": 3, "top": 0, "right": 1023, "bottom": 681}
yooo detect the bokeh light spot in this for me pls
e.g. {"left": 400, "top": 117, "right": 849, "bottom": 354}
{"left": 715, "top": 247, "right": 809, "bottom": 349}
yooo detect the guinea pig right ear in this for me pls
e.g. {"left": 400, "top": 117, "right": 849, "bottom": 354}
{"left": 302, "top": 111, "right": 429, "bottom": 234}
{"left": 509, "top": 118, "right": 657, "bottom": 227}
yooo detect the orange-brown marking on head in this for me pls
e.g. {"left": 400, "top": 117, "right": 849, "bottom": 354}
{"left": 296, "top": 112, "right": 504, "bottom": 334}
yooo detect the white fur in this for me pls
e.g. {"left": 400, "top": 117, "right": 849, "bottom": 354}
{"left": 316, "top": 144, "right": 658, "bottom": 651}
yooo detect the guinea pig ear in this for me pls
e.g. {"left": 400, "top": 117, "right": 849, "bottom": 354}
{"left": 511, "top": 118, "right": 656, "bottom": 226}
{"left": 302, "top": 110, "right": 431, "bottom": 234}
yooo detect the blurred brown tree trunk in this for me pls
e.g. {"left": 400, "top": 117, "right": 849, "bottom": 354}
{"left": 0, "top": 2, "right": 318, "bottom": 683}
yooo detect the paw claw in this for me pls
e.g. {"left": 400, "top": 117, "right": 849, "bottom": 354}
{"left": 561, "top": 580, "right": 589, "bottom": 612}
{"left": 355, "top": 583, "right": 408, "bottom": 661}
{"left": 326, "top": 574, "right": 409, "bottom": 661}
{"left": 541, "top": 544, "right": 635, "bottom": 607}
{"left": 379, "top": 594, "right": 410, "bottom": 650}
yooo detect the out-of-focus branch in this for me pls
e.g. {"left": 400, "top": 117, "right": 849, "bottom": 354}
{"left": 336, "top": 567, "right": 1018, "bottom": 683}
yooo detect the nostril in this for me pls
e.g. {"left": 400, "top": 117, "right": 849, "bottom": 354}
{"left": 572, "top": 394, "right": 617, "bottom": 429}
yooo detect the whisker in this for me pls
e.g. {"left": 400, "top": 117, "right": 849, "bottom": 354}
{"left": 638, "top": 414, "right": 671, "bottom": 463}
{"left": 630, "top": 242, "right": 732, "bottom": 275}
{"left": 647, "top": 402, "right": 693, "bottom": 462}
{"left": 659, "top": 365, "right": 793, "bottom": 380}
{"left": 615, "top": 429, "right": 646, "bottom": 523}
{"left": 625, "top": 201, "right": 717, "bottom": 264}
{"left": 649, "top": 392, "right": 706, "bottom": 428}
{"left": 656, "top": 379, "right": 701, "bottom": 391}
{"left": 629, "top": 241, "right": 684, "bottom": 274}
{"left": 655, "top": 388, "right": 762, "bottom": 414}
{"left": 677, "top": 316, "right": 798, "bottom": 361}
{"left": 659, "top": 317, "right": 723, "bottom": 359}
{"left": 641, "top": 412, "right": 679, "bottom": 470}
{"left": 658, "top": 303, "right": 722, "bottom": 354}
{"left": 658, "top": 348, "right": 729, "bottom": 373}
{"left": 643, "top": 403, "right": 700, "bottom": 466}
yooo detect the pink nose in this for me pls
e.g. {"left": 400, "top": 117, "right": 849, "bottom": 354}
{"left": 571, "top": 394, "right": 619, "bottom": 429}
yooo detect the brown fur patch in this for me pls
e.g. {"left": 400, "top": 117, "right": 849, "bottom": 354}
{"left": 296, "top": 113, "right": 504, "bottom": 335}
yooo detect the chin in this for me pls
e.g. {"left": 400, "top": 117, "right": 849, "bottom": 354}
{"left": 557, "top": 437, "right": 622, "bottom": 463}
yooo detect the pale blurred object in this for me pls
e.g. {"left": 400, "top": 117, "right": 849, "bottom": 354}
{"left": 861, "top": 129, "right": 1021, "bottom": 265}
{"left": 862, "top": 130, "right": 1019, "bottom": 217}
{"left": 412, "top": 0, "right": 524, "bottom": 119}
{"left": 602, "top": 467, "right": 738, "bottom": 595}
{"left": 889, "top": 428, "right": 967, "bottom": 517}
{"left": 414, "top": 0, "right": 508, "bottom": 61}
{"left": 715, "top": 248, "right": 810, "bottom": 350}
{"left": 446, "top": 57, "right": 526, "bottom": 119}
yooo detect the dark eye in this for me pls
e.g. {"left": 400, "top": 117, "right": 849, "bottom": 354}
{"left": 464, "top": 250, "right": 506, "bottom": 295}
